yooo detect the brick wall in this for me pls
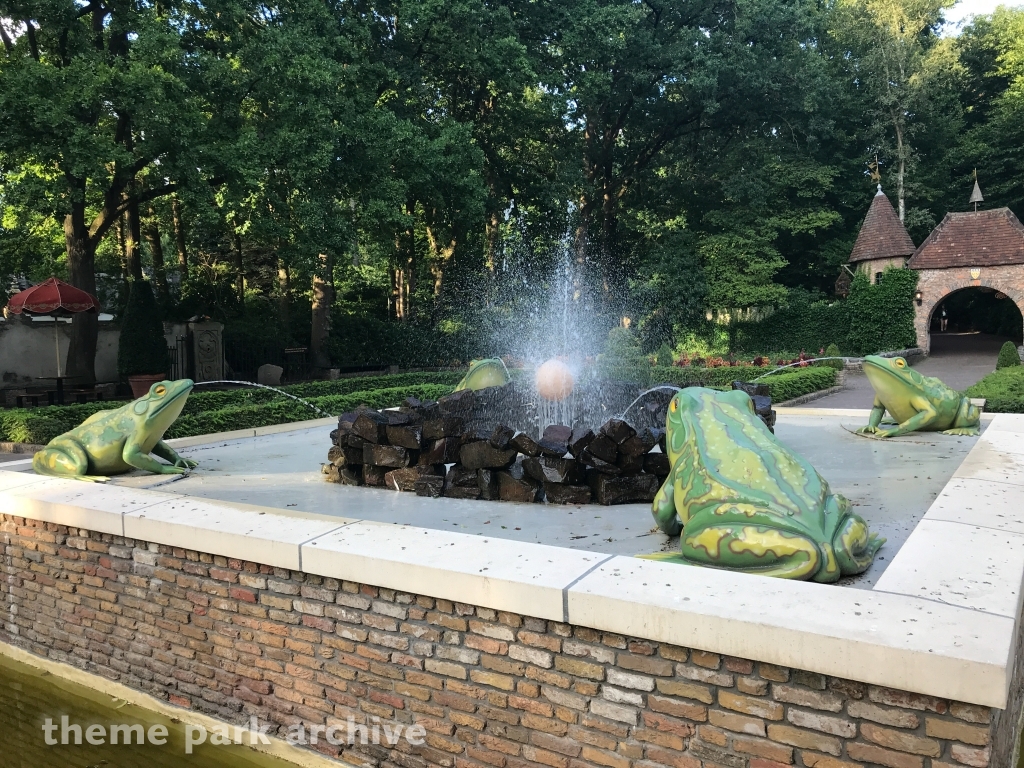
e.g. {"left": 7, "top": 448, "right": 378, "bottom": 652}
{"left": 0, "top": 515, "right": 1010, "bottom": 768}
{"left": 914, "top": 266, "right": 1024, "bottom": 352}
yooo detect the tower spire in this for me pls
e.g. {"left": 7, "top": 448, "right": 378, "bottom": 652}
{"left": 969, "top": 169, "right": 984, "bottom": 211}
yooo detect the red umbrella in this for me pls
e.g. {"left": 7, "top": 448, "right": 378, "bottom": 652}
{"left": 6, "top": 277, "right": 100, "bottom": 379}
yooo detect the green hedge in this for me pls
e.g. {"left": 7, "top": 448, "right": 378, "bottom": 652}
{"left": 0, "top": 366, "right": 835, "bottom": 445}
{"left": 727, "top": 268, "right": 919, "bottom": 356}
{"left": 964, "top": 367, "right": 1024, "bottom": 413}
{"left": 650, "top": 366, "right": 836, "bottom": 402}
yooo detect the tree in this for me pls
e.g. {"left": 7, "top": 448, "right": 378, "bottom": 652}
{"left": 0, "top": 0, "right": 238, "bottom": 381}
{"left": 830, "top": 0, "right": 953, "bottom": 222}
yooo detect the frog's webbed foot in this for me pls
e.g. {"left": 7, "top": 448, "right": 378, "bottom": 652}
{"left": 941, "top": 427, "right": 980, "bottom": 436}
{"left": 854, "top": 425, "right": 889, "bottom": 438}
{"left": 833, "top": 514, "right": 884, "bottom": 576}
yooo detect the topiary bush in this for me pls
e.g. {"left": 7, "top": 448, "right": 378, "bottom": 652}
{"left": 117, "top": 280, "right": 168, "bottom": 377}
{"left": 997, "top": 340, "right": 1021, "bottom": 369}
{"left": 818, "top": 343, "right": 846, "bottom": 370}
{"left": 965, "top": 366, "right": 1024, "bottom": 413}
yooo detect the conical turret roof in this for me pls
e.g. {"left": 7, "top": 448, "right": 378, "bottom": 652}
{"left": 849, "top": 187, "right": 916, "bottom": 264}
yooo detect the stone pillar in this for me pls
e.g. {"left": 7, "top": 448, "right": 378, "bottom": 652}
{"left": 187, "top": 321, "right": 224, "bottom": 382}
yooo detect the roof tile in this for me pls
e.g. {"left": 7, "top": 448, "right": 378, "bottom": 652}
{"left": 908, "top": 208, "right": 1024, "bottom": 269}
{"left": 849, "top": 189, "right": 916, "bottom": 264}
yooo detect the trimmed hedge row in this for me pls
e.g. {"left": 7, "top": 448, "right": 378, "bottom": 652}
{"left": 964, "top": 367, "right": 1024, "bottom": 413}
{"left": 649, "top": 366, "right": 836, "bottom": 402}
{"left": 0, "top": 366, "right": 836, "bottom": 444}
{"left": 165, "top": 384, "right": 454, "bottom": 439}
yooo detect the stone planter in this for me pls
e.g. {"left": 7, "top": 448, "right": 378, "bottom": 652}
{"left": 127, "top": 373, "right": 166, "bottom": 398}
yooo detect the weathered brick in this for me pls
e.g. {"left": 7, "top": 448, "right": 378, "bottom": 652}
{"left": 950, "top": 743, "right": 991, "bottom": 767}
{"left": 616, "top": 654, "right": 672, "bottom": 676}
{"left": 867, "top": 686, "right": 947, "bottom": 714}
{"left": 509, "top": 644, "right": 553, "bottom": 669}
{"left": 847, "top": 700, "right": 919, "bottom": 729}
{"left": 787, "top": 708, "right": 856, "bottom": 738}
{"left": 799, "top": 754, "right": 864, "bottom": 768}
{"left": 553, "top": 656, "right": 604, "bottom": 681}
{"left": 606, "top": 668, "right": 654, "bottom": 691}
{"left": 589, "top": 699, "right": 638, "bottom": 725}
{"left": 647, "top": 694, "right": 707, "bottom": 723}
{"left": 719, "top": 690, "right": 783, "bottom": 721}
{"left": 860, "top": 723, "right": 941, "bottom": 757}
{"left": 708, "top": 708, "right": 766, "bottom": 736}
{"left": 949, "top": 703, "right": 991, "bottom": 725}
{"left": 655, "top": 679, "right": 713, "bottom": 704}
{"left": 772, "top": 685, "right": 843, "bottom": 713}
{"left": 846, "top": 742, "right": 924, "bottom": 768}
{"left": 766, "top": 723, "right": 841, "bottom": 756}
{"left": 924, "top": 717, "right": 989, "bottom": 746}
{"left": 579, "top": 745, "right": 630, "bottom": 768}
{"left": 731, "top": 733, "right": 794, "bottom": 764}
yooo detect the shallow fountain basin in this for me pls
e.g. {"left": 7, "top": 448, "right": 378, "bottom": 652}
{"left": 1, "top": 407, "right": 1022, "bottom": 709}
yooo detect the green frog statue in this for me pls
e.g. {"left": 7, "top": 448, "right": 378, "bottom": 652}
{"left": 33, "top": 379, "right": 198, "bottom": 482}
{"left": 643, "top": 387, "right": 883, "bottom": 582}
{"left": 856, "top": 355, "right": 981, "bottom": 438}
{"left": 454, "top": 358, "right": 511, "bottom": 391}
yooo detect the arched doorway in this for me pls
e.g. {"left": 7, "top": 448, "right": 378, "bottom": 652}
{"left": 930, "top": 286, "right": 1024, "bottom": 342}
{"left": 914, "top": 267, "right": 1024, "bottom": 354}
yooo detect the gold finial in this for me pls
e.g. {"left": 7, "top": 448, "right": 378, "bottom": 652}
{"left": 868, "top": 155, "right": 882, "bottom": 192}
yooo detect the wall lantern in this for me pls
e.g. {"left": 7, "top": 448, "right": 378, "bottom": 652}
{"left": 915, "top": 290, "right": 923, "bottom": 306}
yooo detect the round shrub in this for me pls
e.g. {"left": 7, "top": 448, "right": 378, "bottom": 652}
{"left": 997, "top": 340, "right": 1021, "bottom": 370}
{"left": 118, "top": 280, "right": 168, "bottom": 377}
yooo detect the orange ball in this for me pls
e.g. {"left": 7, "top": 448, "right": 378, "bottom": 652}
{"left": 535, "top": 359, "right": 575, "bottom": 401}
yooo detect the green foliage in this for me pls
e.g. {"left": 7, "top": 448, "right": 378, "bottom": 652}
{"left": 965, "top": 367, "right": 1024, "bottom": 413}
{"left": 844, "top": 268, "right": 919, "bottom": 355}
{"left": 997, "top": 341, "right": 1021, "bottom": 369}
{"left": 820, "top": 343, "right": 846, "bottom": 370}
{"left": 732, "top": 293, "right": 851, "bottom": 354}
{"left": 649, "top": 366, "right": 836, "bottom": 402}
{"left": 597, "top": 328, "right": 654, "bottom": 386}
{"left": 655, "top": 344, "right": 675, "bottom": 367}
{"left": 164, "top": 385, "right": 454, "bottom": 438}
{"left": 0, "top": 412, "right": 64, "bottom": 445}
{"left": 0, "top": 373, "right": 461, "bottom": 443}
{"left": 117, "top": 282, "right": 168, "bottom": 377}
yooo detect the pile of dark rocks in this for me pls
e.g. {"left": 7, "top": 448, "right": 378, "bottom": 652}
{"left": 323, "top": 389, "right": 670, "bottom": 506}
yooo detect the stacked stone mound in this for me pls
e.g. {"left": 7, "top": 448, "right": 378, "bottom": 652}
{"left": 323, "top": 389, "right": 670, "bottom": 506}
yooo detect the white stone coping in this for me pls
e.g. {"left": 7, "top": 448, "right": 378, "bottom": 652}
{"left": 1, "top": 413, "right": 1022, "bottom": 708}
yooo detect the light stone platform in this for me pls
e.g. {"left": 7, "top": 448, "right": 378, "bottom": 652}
{"left": 1, "top": 409, "right": 1022, "bottom": 708}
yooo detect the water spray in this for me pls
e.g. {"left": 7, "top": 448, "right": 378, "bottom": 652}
{"left": 191, "top": 380, "right": 332, "bottom": 418}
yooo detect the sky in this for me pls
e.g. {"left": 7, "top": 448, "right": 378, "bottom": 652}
{"left": 943, "top": 0, "right": 1024, "bottom": 28}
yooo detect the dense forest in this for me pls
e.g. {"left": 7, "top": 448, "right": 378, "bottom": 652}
{"left": 1, "top": 0, "right": 1022, "bottom": 378}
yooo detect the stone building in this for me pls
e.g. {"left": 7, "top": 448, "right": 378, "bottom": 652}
{"left": 847, "top": 186, "right": 916, "bottom": 284}
{"left": 908, "top": 207, "right": 1024, "bottom": 352}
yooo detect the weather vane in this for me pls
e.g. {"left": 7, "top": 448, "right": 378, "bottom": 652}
{"left": 867, "top": 154, "right": 882, "bottom": 184}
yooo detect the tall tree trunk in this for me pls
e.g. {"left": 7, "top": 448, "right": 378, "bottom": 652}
{"left": 310, "top": 252, "right": 334, "bottom": 369}
{"left": 233, "top": 231, "right": 244, "bottom": 302}
{"left": 277, "top": 258, "right": 291, "bottom": 335}
{"left": 64, "top": 194, "right": 98, "bottom": 384}
{"left": 405, "top": 211, "right": 416, "bottom": 322}
{"left": 125, "top": 194, "right": 143, "bottom": 281}
{"left": 895, "top": 122, "right": 906, "bottom": 223}
{"left": 171, "top": 196, "right": 188, "bottom": 279}
{"left": 145, "top": 207, "right": 167, "bottom": 301}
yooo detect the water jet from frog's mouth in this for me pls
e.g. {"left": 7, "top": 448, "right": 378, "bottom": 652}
{"left": 190, "top": 380, "right": 331, "bottom": 417}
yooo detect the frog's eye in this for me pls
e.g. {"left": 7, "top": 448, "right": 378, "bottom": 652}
{"left": 670, "top": 399, "right": 678, "bottom": 412}
{"left": 894, "top": 359, "right": 906, "bottom": 369}
{"left": 154, "top": 385, "right": 167, "bottom": 397}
